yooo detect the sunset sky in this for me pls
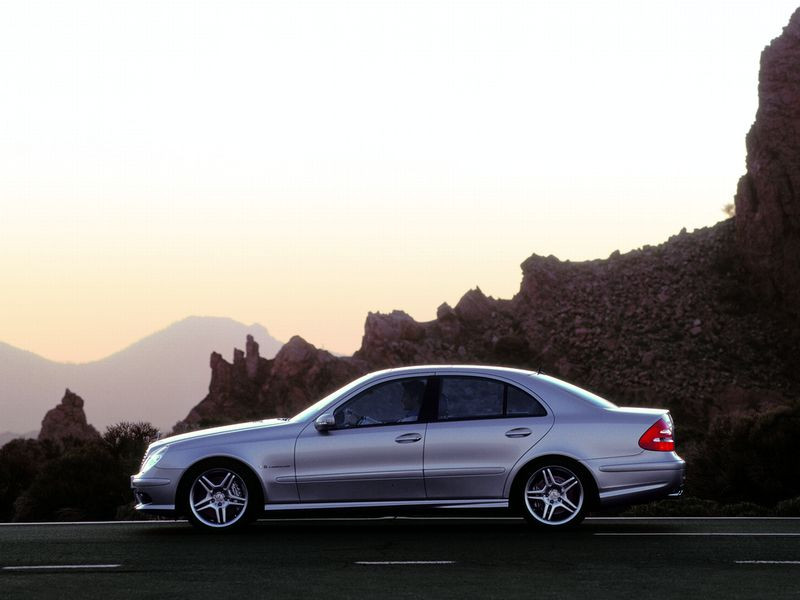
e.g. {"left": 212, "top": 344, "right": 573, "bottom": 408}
{"left": 1, "top": 0, "right": 797, "bottom": 363}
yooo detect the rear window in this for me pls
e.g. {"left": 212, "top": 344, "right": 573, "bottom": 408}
{"left": 506, "top": 385, "right": 547, "bottom": 416}
{"left": 535, "top": 375, "right": 618, "bottom": 409}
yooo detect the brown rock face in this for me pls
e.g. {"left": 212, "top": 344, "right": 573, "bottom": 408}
{"left": 38, "top": 389, "right": 100, "bottom": 442}
{"left": 174, "top": 11, "right": 800, "bottom": 448}
{"left": 175, "top": 219, "right": 800, "bottom": 448}
{"left": 735, "top": 8, "right": 800, "bottom": 310}
{"left": 357, "top": 310, "right": 426, "bottom": 368}
{"left": 174, "top": 335, "right": 366, "bottom": 431}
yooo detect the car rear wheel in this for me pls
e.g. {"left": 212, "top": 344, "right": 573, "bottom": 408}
{"left": 520, "top": 462, "right": 587, "bottom": 528}
{"left": 183, "top": 460, "right": 258, "bottom": 531}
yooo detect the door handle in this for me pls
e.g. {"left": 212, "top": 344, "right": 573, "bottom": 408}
{"left": 505, "top": 427, "right": 532, "bottom": 438}
{"left": 395, "top": 433, "right": 422, "bottom": 443}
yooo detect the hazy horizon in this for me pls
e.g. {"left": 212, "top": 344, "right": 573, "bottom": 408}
{"left": 0, "top": 315, "right": 279, "bottom": 365}
{"left": 0, "top": 315, "right": 284, "bottom": 432}
{"left": 2, "top": 0, "right": 797, "bottom": 363}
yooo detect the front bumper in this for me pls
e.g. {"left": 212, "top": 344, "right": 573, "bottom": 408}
{"left": 131, "top": 471, "right": 180, "bottom": 516}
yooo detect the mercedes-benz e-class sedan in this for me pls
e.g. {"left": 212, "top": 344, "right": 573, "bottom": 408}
{"left": 132, "top": 366, "right": 684, "bottom": 530}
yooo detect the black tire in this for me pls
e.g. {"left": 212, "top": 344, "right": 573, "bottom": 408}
{"left": 516, "top": 459, "right": 589, "bottom": 529}
{"left": 181, "top": 458, "right": 261, "bottom": 531}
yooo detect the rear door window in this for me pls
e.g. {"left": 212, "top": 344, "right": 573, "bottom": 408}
{"left": 438, "top": 377, "right": 504, "bottom": 420}
{"left": 438, "top": 376, "right": 547, "bottom": 420}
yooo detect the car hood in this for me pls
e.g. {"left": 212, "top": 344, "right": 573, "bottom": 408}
{"left": 149, "top": 418, "right": 290, "bottom": 450}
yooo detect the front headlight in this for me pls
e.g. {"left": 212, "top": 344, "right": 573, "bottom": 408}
{"left": 141, "top": 445, "right": 169, "bottom": 472}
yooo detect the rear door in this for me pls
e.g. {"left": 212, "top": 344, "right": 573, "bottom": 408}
{"left": 423, "top": 375, "right": 554, "bottom": 499}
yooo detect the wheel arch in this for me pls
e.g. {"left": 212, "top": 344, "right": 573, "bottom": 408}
{"left": 176, "top": 455, "right": 265, "bottom": 516}
{"left": 508, "top": 454, "right": 600, "bottom": 512}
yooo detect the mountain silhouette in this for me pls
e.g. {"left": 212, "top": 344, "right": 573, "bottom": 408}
{"left": 0, "top": 316, "right": 281, "bottom": 434}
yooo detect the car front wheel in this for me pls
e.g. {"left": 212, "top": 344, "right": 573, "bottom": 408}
{"left": 183, "top": 461, "right": 257, "bottom": 531}
{"left": 520, "top": 462, "right": 587, "bottom": 528}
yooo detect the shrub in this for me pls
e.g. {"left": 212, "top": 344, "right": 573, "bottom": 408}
{"left": 103, "top": 421, "right": 160, "bottom": 475}
{"left": 4, "top": 421, "right": 160, "bottom": 522}
{"left": 622, "top": 496, "right": 768, "bottom": 517}
{"left": 690, "top": 402, "right": 800, "bottom": 505}
{"left": 0, "top": 439, "right": 47, "bottom": 521}
{"left": 13, "top": 441, "right": 122, "bottom": 521}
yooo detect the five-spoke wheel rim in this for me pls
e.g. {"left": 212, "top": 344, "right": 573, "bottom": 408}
{"left": 189, "top": 468, "right": 249, "bottom": 528}
{"left": 524, "top": 465, "right": 584, "bottom": 526}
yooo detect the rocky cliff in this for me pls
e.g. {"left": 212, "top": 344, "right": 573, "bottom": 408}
{"left": 38, "top": 389, "right": 100, "bottom": 443}
{"left": 175, "top": 335, "right": 365, "bottom": 431}
{"left": 735, "top": 7, "right": 800, "bottom": 311}
{"left": 175, "top": 218, "right": 799, "bottom": 444}
{"left": 174, "top": 10, "right": 800, "bottom": 451}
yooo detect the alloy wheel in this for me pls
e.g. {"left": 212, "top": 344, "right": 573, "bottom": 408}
{"left": 523, "top": 465, "right": 585, "bottom": 526}
{"left": 189, "top": 468, "right": 249, "bottom": 528}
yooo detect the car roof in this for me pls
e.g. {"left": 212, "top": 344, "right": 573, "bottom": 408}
{"left": 377, "top": 364, "right": 539, "bottom": 378}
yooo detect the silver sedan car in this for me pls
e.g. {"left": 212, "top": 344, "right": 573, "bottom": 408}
{"left": 132, "top": 366, "right": 684, "bottom": 530}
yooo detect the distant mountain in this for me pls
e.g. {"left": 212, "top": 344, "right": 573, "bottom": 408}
{"left": 0, "top": 317, "right": 282, "bottom": 433}
{"left": 0, "top": 430, "right": 37, "bottom": 448}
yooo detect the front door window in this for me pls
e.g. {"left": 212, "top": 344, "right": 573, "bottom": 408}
{"left": 333, "top": 378, "right": 427, "bottom": 428}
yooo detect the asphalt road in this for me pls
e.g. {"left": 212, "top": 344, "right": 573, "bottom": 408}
{"left": 1, "top": 517, "right": 799, "bottom": 599}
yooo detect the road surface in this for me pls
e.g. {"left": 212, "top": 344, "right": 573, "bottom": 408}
{"left": 1, "top": 517, "right": 799, "bottom": 598}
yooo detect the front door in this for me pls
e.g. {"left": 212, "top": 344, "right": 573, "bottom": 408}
{"left": 294, "top": 377, "right": 429, "bottom": 502}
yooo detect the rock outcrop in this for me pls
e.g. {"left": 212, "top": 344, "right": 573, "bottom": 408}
{"left": 175, "top": 217, "right": 800, "bottom": 443}
{"left": 38, "top": 389, "right": 100, "bottom": 442}
{"left": 735, "top": 7, "right": 800, "bottom": 311}
{"left": 174, "top": 335, "right": 365, "bottom": 431}
{"left": 175, "top": 9, "right": 800, "bottom": 454}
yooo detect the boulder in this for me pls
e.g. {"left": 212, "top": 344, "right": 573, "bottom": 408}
{"left": 38, "top": 389, "right": 100, "bottom": 442}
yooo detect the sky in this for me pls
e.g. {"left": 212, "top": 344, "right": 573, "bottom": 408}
{"left": 1, "top": 0, "right": 798, "bottom": 363}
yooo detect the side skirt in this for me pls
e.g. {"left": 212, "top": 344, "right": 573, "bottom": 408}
{"left": 264, "top": 499, "right": 509, "bottom": 511}
{"left": 134, "top": 503, "right": 177, "bottom": 517}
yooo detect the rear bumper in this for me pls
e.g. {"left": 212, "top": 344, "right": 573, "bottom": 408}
{"left": 588, "top": 453, "right": 685, "bottom": 508}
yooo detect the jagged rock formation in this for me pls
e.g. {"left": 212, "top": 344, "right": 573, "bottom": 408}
{"left": 175, "top": 218, "right": 800, "bottom": 444}
{"left": 174, "top": 335, "right": 365, "bottom": 431}
{"left": 175, "top": 10, "right": 800, "bottom": 453}
{"left": 735, "top": 7, "right": 800, "bottom": 311}
{"left": 38, "top": 389, "right": 100, "bottom": 442}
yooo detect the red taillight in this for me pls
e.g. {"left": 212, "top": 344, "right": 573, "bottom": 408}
{"left": 638, "top": 416, "right": 675, "bottom": 452}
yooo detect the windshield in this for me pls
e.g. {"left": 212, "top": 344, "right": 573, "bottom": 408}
{"left": 288, "top": 372, "right": 375, "bottom": 423}
{"left": 535, "top": 374, "right": 618, "bottom": 409}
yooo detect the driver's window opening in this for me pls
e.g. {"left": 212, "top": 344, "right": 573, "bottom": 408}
{"left": 333, "top": 378, "right": 427, "bottom": 428}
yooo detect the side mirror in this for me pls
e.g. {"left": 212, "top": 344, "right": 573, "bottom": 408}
{"left": 314, "top": 413, "right": 335, "bottom": 432}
